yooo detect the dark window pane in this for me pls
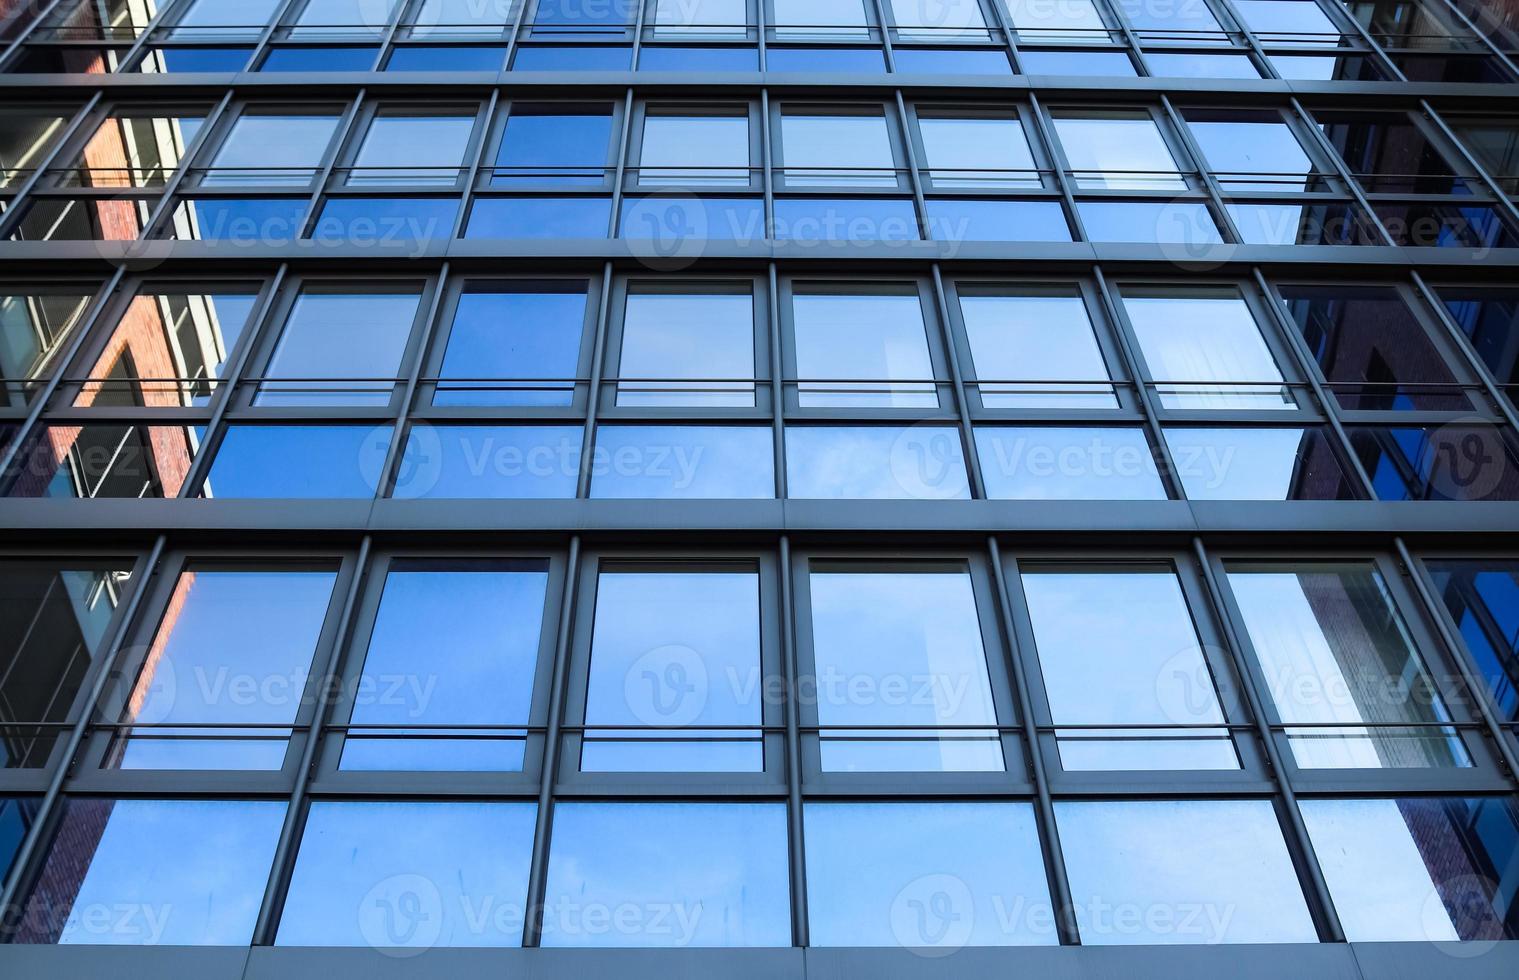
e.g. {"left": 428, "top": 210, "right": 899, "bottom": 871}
{"left": 1279, "top": 284, "right": 1469, "bottom": 411}
{"left": 1317, "top": 112, "right": 1465, "bottom": 194}
{"left": 111, "top": 566, "right": 337, "bottom": 769}
{"left": 582, "top": 567, "right": 763, "bottom": 771}
{"left": 1164, "top": 427, "right": 1358, "bottom": 500}
{"left": 391, "top": 424, "right": 581, "bottom": 498}
{"left": 465, "top": 197, "right": 612, "bottom": 237}
{"left": 540, "top": 802, "right": 790, "bottom": 947}
{"left": 1449, "top": 118, "right": 1519, "bottom": 192}
{"left": 0, "top": 108, "right": 72, "bottom": 187}
{"left": 15, "top": 798, "right": 285, "bottom": 944}
{"left": 0, "top": 560, "right": 130, "bottom": 768}
{"left": 589, "top": 425, "right": 774, "bottom": 498}
{"left": 1225, "top": 201, "right": 1385, "bottom": 246}
{"left": 1393, "top": 52, "right": 1515, "bottom": 84}
{"left": 203, "top": 424, "right": 392, "bottom": 498}
{"left": 1350, "top": 424, "right": 1519, "bottom": 502}
{"left": 786, "top": 425, "right": 970, "bottom": 499}
{"left": 1302, "top": 796, "right": 1519, "bottom": 942}
{"left": 5, "top": 423, "right": 199, "bottom": 499}
{"left": 1056, "top": 800, "right": 1316, "bottom": 944}
{"left": 1426, "top": 560, "right": 1519, "bottom": 720}
{"left": 804, "top": 802, "right": 1055, "bottom": 947}
{"left": 9, "top": 197, "right": 154, "bottom": 242}
{"left": 342, "top": 561, "right": 549, "bottom": 770}
{"left": 277, "top": 801, "right": 537, "bottom": 946}
{"left": 259, "top": 45, "right": 377, "bottom": 70}
{"left": 1, "top": 290, "right": 95, "bottom": 409}
{"left": 385, "top": 44, "right": 508, "bottom": 70}
{"left": 434, "top": 283, "right": 587, "bottom": 406}
{"left": 1227, "top": 561, "right": 1472, "bottom": 768}
{"left": 925, "top": 199, "right": 1072, "bottom": 242}
{"left": 976, "top": 426, "right": 1165, "bottom": 500}
{"left": 807, "top": 565, "right": 1000, "bottom": 770}
{"left": 0, "top": 798, "right": 42, "bottom": 878}
{"left": 1439, "top": 286, "right": 1519, "bottom": 394}
{"left": 258, "top": 289, "right": 419, "bottom": 406}
{"left": 1371, "top": 202, "right": 1519, "bottom": 250}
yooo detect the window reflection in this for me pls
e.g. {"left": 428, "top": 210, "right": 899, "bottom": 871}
{"left": 617, "top": 286, "right": 755, "bottom": 406}
{"left": 202, "top": 424, "right": 391, "bottom": 498}
{"left": 433, "top": 282, "right": 587, "bottom": 406}
{"left": 1426, "top": 560, "right": 1519, "bottom": 722}
{"left": 791, "top": 285, "right": 936, "bottom": 407}
{"left": 4, "top": 423, "right": 200, "bottom": 499}
{"left": 1, "top": 290, "right": 96, "bottom": 409}
{"left": 1349, "top": 424, "right": 1519, "bottom": 502}
{"left": 56, "top": 111, "right": 205, "bottom": 189}
{"left": 976, "top": 426, "right": 1165, "bottom": 500}
{"left": 1163, "top": 427, "right": 1358, "bottom": 500}
{"left": 1121, "top": 289, "right": 1291, "bottom": 409}
{"left": 786, "top": 424, "right": 970, "bottom": 499}
{"left": 589, "top": 425, "right": 773, "bottom": 498}
{"left": 958, "top": 290, "right": 1115, "bottom": 408}
{"left": 257, "top": 288, "right": 420, "bottom": 406}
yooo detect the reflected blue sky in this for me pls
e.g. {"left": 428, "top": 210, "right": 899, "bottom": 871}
{"left": 618, "top": 291, "right": 754, "bottom": 406}
{"left": 976, "top": 427, "right": 1165, "bottom": 500}
{"left": 393, "top": 424, "right": 582, "bottom": 499}
{"left": 436, "top": 287, "right": 586, "bottom": 406}
{"left": 465, "top": 197, "right": 611, "bottom": 238}
{"left": 203, "top": 424, "right": 391, "bottom": 498}
{"left": 260, "top": 291, "right": 419, "bottom": 406}
{"left": 589, "top": 425, "right": 773, "bottom": 498}
{"left": 786, "top": 425, "right": 970, "bottom": 500}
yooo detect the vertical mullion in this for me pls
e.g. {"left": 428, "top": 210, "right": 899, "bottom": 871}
{"left": 1427, "top": 0, "right": 1519, "bottom": 78}
{"left": 930, "top": 263, "right": 985, "bottom": 499}
{"left": 451, "top": 89, "right": 500, "bottom": 240}
{"left": 777, "top": 534, "right": 807, "bottom": 946}
{"left": 760, "top": 88, "right": 774, "bottom": 241}
{"left": 865, "top": 0, "right": 896, "bottom": 71}
{"left": 769, "top": 261, "right": 787, "bottom": 498}
{"left": 574, "top": 262, "right": 617, "bottom": 499}
{"left": 376, "top": 261, "right": 452, "bottom": 497}
{"left": 628, "top": 0, "right": 649, "bottom": 67}
{"left": 1288, "top": 96, "right": 1398, "bottom": 246}
{"left": 1158, "top": 93, "right": 1244, "bottom": 245}
{"left": 1419, "top": 99, "right": 1519, "bottom": 232}
{"left": 892, "top": 90, "right": 931, "bottom": 244}
{"left": 522, "top": 534, "right": 583, "bottom": 947}
{"left": 0, "top": 92, "right": 104, "bottom": 242}
{"left": 137, "top": 89, "right": 237, "bottom": 240}
{"left": 296, "top": 88, "right": 369, "bottom": 239}
{"left": 368, "top": 0, "right": 411, "bottom": 70}
{"left": 606, "top": 88, "right": 636, "bottom": 238}
{"left": 503, "top": 0, "right": 535, "bottom": 66}
{"left": 1189, "top": 536, "right": 1346, "bottom": 944}
{"left": 1025, "top": 92, "right": 1089, "bottom": 243}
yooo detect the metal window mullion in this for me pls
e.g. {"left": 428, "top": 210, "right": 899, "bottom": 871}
{"left": 0, "top": 92, "right": 103, "bottom": 242}
{"left": 1189, "top": 536, "right": 1346, "bottom": 944}
{"left": 0, "top": 0, "right": 72, "bottom": 70}
{"left": 768, "top": 261, "right": 787, "bottom": 498}
{"left": 369, "top": 0, "right": 411, "bottom": 70}
{"left": 978, "top": 0, "right": 1020, "bottom": 69}
{"left": 1089, "top": 266, "right": 1185, "bottom": 500}
{"left": 760, "top": 88, "right": 774, "bottom": 240}
{"left": 376, "top": 260, "right": 451, "bottom": 497}
{"left": 450, "top": 90, "right": 500, "bottom": 240}
{"left": 1158, "top": 93, "right": 1244, "bottom": 245}
{"left": 891, "top": 91, "right": 931, "bottom": 249}
{"left": 985, "top": 538, "right": 1078, "bottom": 945}
{"left": 522, "top": 534, "right": 582, "bottom": 947}
{"left": 0, "top": 534, "right": 166, "bottom": 919}
{"left": 1308, "top": 0, "right": 1405, "bottom": 80}
{"left": 574, "top": 262, "right": 616, "bottom": 498}
{"left": 175, "top": 263, "right": 292, "bottom": 498}
{"left": 247, "top": 0, "right": 311, "bottom": 66}
{"left": 1419, "top": 99, "right": 1519, "bottom": 233}
{"left": 755, "top": 0, "right": 767, "bottom": 68}
{"left": 777, "top": 534, "right": 807, "bottom": 945}
{"left": 251, "top": 535, "right": 374, "bottom": 945}
{"left": 502, "top": 0, "right": 535, "bottom": 68}
{"left": 137, "top": 89, "right": 237, "bottom": 240}
{"left": 865, "top": 0, "right": 896, "bottom": 72}
{"left": 1394, "top": 537, "right": 1519, "bottom": 784}
{"left": 1026, "top": 92, "right": 1089, "bottom": 242}
{"left": 1106, "top": 6, "right": 1151, "bottom": 76}
{"left": 930, "top": 263, "right": 986, "bottom": 499}
{"left": 297, "top": 88, "right": 370, "bottom": 239}
{"left": 1288, "top": 96, "right": 1397, "bottom": 246}
{"left": 628, "top": 0, "right": 649, "bottom": 68}
{"left": 1408, "top": 269, "right": 1519, "bottom": 434}
{"left": 1249, "top": 267, "right": 1378, "bottom": 498}
{"left": 606, "top": 87, "right": 636, "bottom": 238}
{"left": 1214, "top": 0, "right": 1278, "bottom": 78}
{"left": 0, "top": 263, "right": 126, "bottom": 485}
{"left": 1427, "top": 0, "right": 1519, "bottom": 78}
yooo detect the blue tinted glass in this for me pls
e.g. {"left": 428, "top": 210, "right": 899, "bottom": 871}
{"left": 343, "top": 563, "right": 549, "bottom": 770}
{"left": 976, "top": 427, "right": 1166, "bottom": 500}
{"left": 392, "top": 424, "right": 582, "bottom": 498}
{"left": 511, "top": 44, "right": 633, "bottom": 69}
{"left": 259, "top": 290, "right": 420, "bottom": 407}
{"left": 1145, "top": 52, "right": 1261, "bottom": 78}
{"left": 958, "top": 291, "right": 1115, "bottom": 408}
{"left": 259, "top": 46, "right": 377, "bottom": 70}
{"left": 1349, "top": 425, "right": 1519, "bottom": 502}
{"left": 278, "top": 801, "right": 537, "bottom": 946}
{"left": 435, "top": 286, "right": 587, "bottom": 405}
{"left": 540, "top": 802, "right": 790, "bottom": 947}
{"left": 168, "top": 198, "right": 308, "bottom": 242}
{"left": 1233, "top": 0, "right": 1339, "bottom": 38}
{"left": 1078, "top": 201, "right": 1224, "bottom": 244}
{"left": 638, "top": 45, "right": 758, "bottom": 70}
{"left": 0, "top": 798, "right": 40, "bottom": 878}
{"left": 1016, "top": 49, "right": 1137, "bottom": 75}
{"left": 1114, "top": 0, "right": 1222, "bottom": 33}
{"left": 1163, "top": 427, "right": 1356, "bottom": 500}
{"left": 150, "top": 47, "right": 253, "bottom": 71}
{"left": 1022, "top": 569, "right": 1235, "bottom": 771}
{"left": 15, "top": 798, "right": 285, "bottom": 945}
{"left": 807, "top": 566, "right": 1001, "bottom": 771}
{"left": 582, "top": 568, "right": 763, "bottom": 772}
{"left": 114, "top": 568, "right": 337, "bottom": 770}
{"left": 892, "top": 47, "right": 1012, "bottom": 74}
{"left": 805, "top": 802, "right": 1055, "bottom": 947}
{"left": 1302, "top": 796, "right": 1519, "bottom": 942}
{"left": 533, "top": 0, "right": 635, "bottom": 26}
{"left": 620, "top": 196, "right": 764, "bottom": 242}
{"left": 925, "top": 199, "right": 1071, "bottom": 241}
{"left": 1426, "top": 560, "right": 1519, "bottom": 719}
{"left": 792, "top": 289, "right": 935, "bottom": 408}
{"left": 6, "top": 423, "right": 200, "bottom": 499}
{"left": 765, "top": 47, "right": 886, "bottom": 72}
{"left": 589, "top": 425, "right": 774, "bottom": 498}
{"left": 495, "top": 110, "right": 613, "bottom": 181}
{"left": 1269, "top": 53, "right": 1382, "bottom": 80}
{"left": 1226, "top": 202, "right": 1383, "bottom": 245}
{"left": 1057, "top": 800, "right": 1316, "bottom": 944}
{"left": 310, "top": 197, "right": 458, "bottom": 242}
{"left": 386, "top": 45, "right": 508, "bottom": 70}
{"left": 1438, "top": 287, "right": 1519, "bottom": 388}
{"left": 617, "top": 289, "right": 755, "bottom": 407}
{"left": 465, "top": 197, "right": 611, "bottom": 237}
{"left": 772, "top": 198, "right": 920, "bottom": 243}
{"left": 204, "top": 424, "right": 391, "bottom": 498}
{"left": 786, "top": 425, "right": 970, "bottom": 499}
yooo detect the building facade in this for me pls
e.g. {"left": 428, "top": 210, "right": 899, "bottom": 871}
{"left": 0, "top": 0, "right": 1518, "bottom": 976}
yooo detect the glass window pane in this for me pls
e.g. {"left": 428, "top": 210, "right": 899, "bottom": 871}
{"left": 889, "top": 0, "right": 985, "bottom": 36}
{"left": 1317, "top": 111, "right": 1463, "bottom": 195}
{"left": 0, "top": 560, "right": 131, "bottom": 768}
{"left": 15, "top": 798, "right": 285, "bottom": 945}
{"left": 1121, "top": 290, "right": 1290, "bottom": 409}
{"left": 410, "top": 0, "right": 519, "bottom": 36}
{"left": 1302, "top": 796, "right": 1519, "bottom": 942}
{"left": 1052, "top": 111, "right": 1185, "bottom": 190}
{"left": 653, "top": 0, "right": 747, "bottom": 35}
{"left": 958, "top": 291, "right": 1114, "bottom": 407}
{"left": 434, "top": 283, "right": 586, "bottom": 406}
{"left": 1146, "top": 52, "right": 1260, "bottom": 78}
{"left": 494, "top": 107, "right": 613, "bottom": 184}
{"left": 1226, "top": 562, "right": 1471, "bottom": 769}
{"left": 0, "top": 798, "right": 42, "bottom": 879}
{"left": 4, "top": 423, "right": 201, "bottom": 499}
{"left": 1426, "top": 560, "right": 1519, "bottom": 721}
{"left": 391, "top": 424, "right": 582, "bottom": 499}
{"left": 805, "top": 802, "right": 1056, "bottom": 947}
{"left": 1185, "top": 116, "right": 1314, "bottom": 191}
{"left": 60, "top": 112, "right": 206, "bottom": 189}
{"left": 1017, "top": 49, "right": 1136, "bottom": 74}
{"left": 975, "top": 426, "right": 1166, "bottom": 500}
{"left": 203, "top": 113, "right": 340, "bottom": 185}
{"left": 918, "top": 113, "right": 1038, "bottom": 189}
{"left": 618, "top": 287, "right": 754, "bottom": 406}
{"left": 780, "top": 111, "right": 896, "bottom": 186}
{"left": 786, "top": 424, "right": 970, "bottom": 499}
{"left": 773, "top": 0, "right": 868, "bottom": 35}
{"left": 1023, "top": 569, "right": 1234, "bottom": 770}
{"left": 1076, "top": 201, "right": 1223, "bottom": 245}
{"left": 1438, "top": 286, "right": 1519, "bottom": 392}
{"left": 589, "top": 425, "right": 773, "bottom": 498}
{"left": 112, "top": 566, "right": 338, "bottom": 769}
{"left": 1, "top": 290, "right": 96, "bottom": 409}
{"left": 72, "top": 290, "right": 258, "bottom": 408}
{"left": 1003, "top": 0, "right": 1108, "bottom": 39}
{"left": 925, "top": 198, "right": 1070, "bottom": 242}
{"left": 351, "top": 114, "right": 474, "bottom": 185}
{"left": 807, "top": 566, "right": 1001, "bottom": 771}
{"left": 176, "top": 0, "right": 283, "bottom": 34}
{"left": 258, "top": 289, "right": 418, "bottom": 406}
{"left": 290, "top": 0, "right": 400, "bottom": 35}
{"left": 583, "top": 567, "right": 762, "bottom": 771}
{"left": 277, "top": 801, "right": 537, "bottom": 946}
{"left": 342, "top": 561, "right": 549, "bottom": 770}
{"left": 1348, "top": 424, "right": 1519, "bottom": 502}
{"left": 1233, "top": 0, "right": 1339, "bottom": 40}
{"left": 1163, "top": 427, "right": 1358, "bottom": 500}
{"left": 0, "top": 108, "right": 72, "bottom": 188}
{"left": 639, "top": 112, "right": 750, "bottom": 186}
{"left": 1113, "top": 0, "right": 1222, "bottom": 32}
{"left": 532, "top": 0, "right": 635, "bottom": 27}
{"left": 540, "top": 802, "right": 790, "bottom": 946}
{"left": 792, "top": 287, "right": 935, "bottom": 407}
{"left": 202, "top": 424, "right": 391, "bottom": 498}
{"left": 1055, "top": 800, "right": 1316, "bottom": 944}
